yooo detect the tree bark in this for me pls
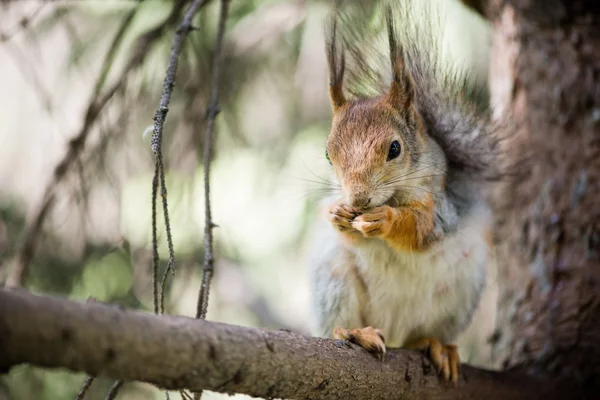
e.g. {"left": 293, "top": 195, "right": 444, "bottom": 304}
{"left": 487, "top": 0, "right": 600, "bottom": 395}
{"left": 0, "top": 288, "right": 569, "bottom": 400}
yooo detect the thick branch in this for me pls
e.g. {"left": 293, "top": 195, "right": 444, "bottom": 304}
{"left": 0, "top": 289, "right": 570, "bottom": 400}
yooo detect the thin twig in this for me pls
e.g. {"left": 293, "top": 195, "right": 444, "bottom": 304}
{"left": 152, "top": 162, "right": 160, "bottom": 314}
{"left": 180, "top": 390, "right": 194, "bottom": 400}
{"left": 150, "top": 0, "right": 211, "bottom": 316}
{"left": 104, "top": 380, "right": 124, "bottom": 400}
{"left": 150, "top": 0, "right": 211, "bottom": 156}
{"left": 196, "top": 0, "right": 231, "bottom": 321}
{"left": 74, "top": 376, "right": 95, "bottom": 400}
{"left": 158, "top": 153, "right": 176, "bottom": 314}
{"left": 192, "top": 3, "right": 230, "bottom": 398}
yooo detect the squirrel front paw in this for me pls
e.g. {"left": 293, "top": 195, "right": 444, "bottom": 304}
{"left": 333, "top": 326, "right": 386, "bottom": 360}
{"left": 327, "top": 202, "right": 358, "bottom": 232}
{"left": 351, "top": 206, "right": 395, "bottom": 238}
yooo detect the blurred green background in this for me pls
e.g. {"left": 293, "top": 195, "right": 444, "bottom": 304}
{"left": 0, "top": 0, "right": 493, "bottom": 399}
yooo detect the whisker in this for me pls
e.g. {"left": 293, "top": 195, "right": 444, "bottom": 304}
{"left": 292, "top": 177, "right": 341, "bottom": 188}
{"left": 298, "top": 158, "right": 339, "bottom": 186}
{"left": 285, "top": 187, "right": 341, "bottom": 203}
{"left": 378, "top": 174, "right": 446, "bottom": 186}
{"left": 377, "top": 162, "right": 445, "bottom": 186}
{"left": 378, "top": 162, "right": 446, "bottom": 181}
{"left": 392, "top": 185, "right": 438, "bottom": 197}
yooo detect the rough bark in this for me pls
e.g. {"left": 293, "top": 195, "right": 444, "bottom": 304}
{"left": 0, "top": 288, "right": 569, "bottom": 400}
{"left": 487, "top": 0, "right": 600, "bottom": 395}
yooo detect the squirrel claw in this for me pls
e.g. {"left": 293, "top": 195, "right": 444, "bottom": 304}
{"left": 334, "top": 339, "right": 353, "bottom": 349}
{"left": 333, "top": 326, "right": 386, "bottom": 358}
{"left": 328, "top": 202, "right": 357, "bottom": 232}
{"left": 406, "top": 337, "right": 460, "bottom": 384}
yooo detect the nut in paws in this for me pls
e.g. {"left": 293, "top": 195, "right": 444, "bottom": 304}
{"left": 351, "top": 206, "right": 394, "bottom": 237}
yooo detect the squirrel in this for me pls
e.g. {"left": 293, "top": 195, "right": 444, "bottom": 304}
{"left": 308, "top": 0, "right": 497, "bottom": 383}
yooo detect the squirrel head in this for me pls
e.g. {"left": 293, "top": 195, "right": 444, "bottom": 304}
{"left": 326, "top": 98, "right": 426, "bottom": 210}
{"left": 325, "top": 7, "right": 436, "bottom": 210}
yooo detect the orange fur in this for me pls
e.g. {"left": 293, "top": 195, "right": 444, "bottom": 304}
{"left": 382, "top": 194, "right": 436, "bottom": 252}
{"left": 406, "top": 337, "right": 460, "bottom": 383}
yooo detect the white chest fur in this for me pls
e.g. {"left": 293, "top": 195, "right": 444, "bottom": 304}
{"left": 352, "top": 207, "right": 490, "bottom": 346}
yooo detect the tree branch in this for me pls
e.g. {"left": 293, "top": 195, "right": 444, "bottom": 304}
{"left": 0, "top": 289, "right": 570, "bottom": 400}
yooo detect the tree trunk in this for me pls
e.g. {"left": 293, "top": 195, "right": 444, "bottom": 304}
{"left": 487, "top": 0, "right": 600, "bottom": 395}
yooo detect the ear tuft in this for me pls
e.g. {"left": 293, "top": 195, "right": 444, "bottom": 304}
{"left": 325, "top": 12, "right": 347, "bottom": 112}
{"left": 386, "top": 5, "right": 414, "bottom": 111}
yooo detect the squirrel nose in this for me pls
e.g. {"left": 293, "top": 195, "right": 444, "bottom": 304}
{"left": 348, "top": 195, "right": 371, "bottom": 209}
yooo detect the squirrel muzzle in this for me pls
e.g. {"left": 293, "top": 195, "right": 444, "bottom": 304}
{"left": 347, "top": 191, "right": 372, "bottom": 209}
{"left": 343, "top": 172, "right": 375, "bottom": 209}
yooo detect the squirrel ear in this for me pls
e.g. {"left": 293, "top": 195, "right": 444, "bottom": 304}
{"left": 326, "top": 14, "right": 347, "bottom": 112}
{"left": 386, "top": 6, "right": 414, "bottom": 111}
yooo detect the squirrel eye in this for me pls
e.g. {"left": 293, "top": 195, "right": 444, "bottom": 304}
{"left": 387, "top": 140, "right": 401, "bottom": 161}
{"left": 325, "top": 150, "right": 332, "bottom": 165}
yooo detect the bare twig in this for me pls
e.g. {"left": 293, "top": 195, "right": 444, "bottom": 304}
{"left": 150, "top": 0, "right": 211, "bottom": 156}
{"left": 152, "top": 162, "right": 160, "bottom": 314}
{"left": 149, "top": 0, "right": 211, "bottom": 316}
{"left": 104, "top": 380, "right": 124, "bottom": 400}
{"left": 157, "top": 154, "right": 175, "bottom": 314}
{"left": 74, "top": 375, "right": 95, "bottom": 400}
{"left": 192, "top": 5, "right": 230, "bottom": 397}
{"left": 196, "top": 0, "right": 231, "bottom": 321}
{"left": 0, "top": 289, "right": 572, "bottom": 400}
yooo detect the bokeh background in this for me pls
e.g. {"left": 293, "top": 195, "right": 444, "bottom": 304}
{"left": 0, "top": 1, "right": 493, "bottom": 399}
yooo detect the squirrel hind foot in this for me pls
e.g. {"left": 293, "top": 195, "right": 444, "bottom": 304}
{"left": 405, "top": 337, "right": 460, "bottom": 384}
{"left": 333, "top": 326, "right": 386, "bottom": 359}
